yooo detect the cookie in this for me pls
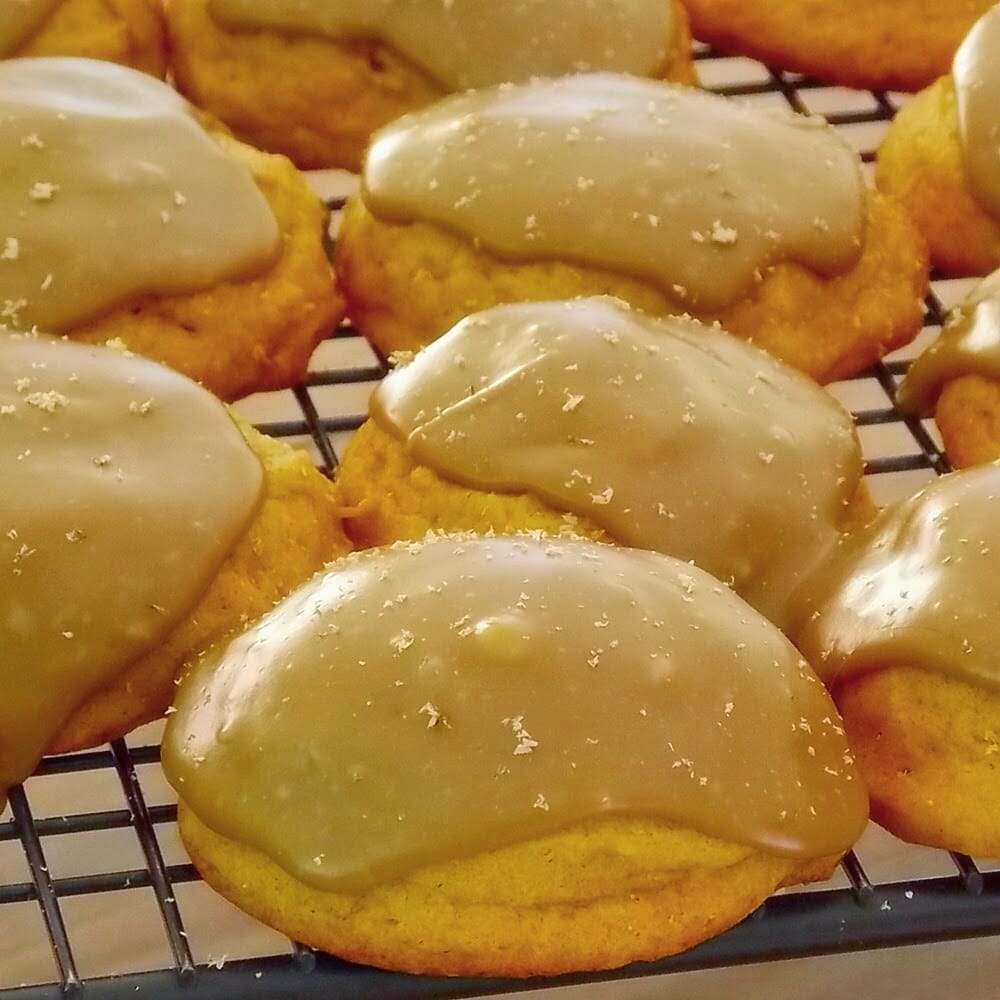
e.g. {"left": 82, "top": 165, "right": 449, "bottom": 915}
{"left": 336, "top": 75, "right": 928, "bottom": 383}
{"left": 163, "top": 0, "right": 695, "bottom": 170}
{"left": 897, "top": 269, "right": 1000, "bottom": 467}
{"left": 164, "top": 535, "right": 867, "bottom": 976}
{"left": 793, "top": 463, "right": 1000, "bottom": 856}
{"left": 335, "top": 298, "right": 875, "bottom": 630}
{"left": 0, "top": 334, "right": 350, "bottom": 805}
{"left": 0, "top": 57, "right": 343, "bottom": 400}
{"left": 876, "top": 7, "right": 1000, "bottom": 276}
{"left": 682, "top": 0, "right": 994, "bottom": 93}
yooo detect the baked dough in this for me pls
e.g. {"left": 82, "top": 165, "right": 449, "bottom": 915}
{"left": 67, "top": 130, "right": 344, "bottom": 401}
{"left": 935, "top": 375, "right": 1000, "bottom": 468}
{"left": 162, "top": 0, "right": 696, "bottom": 171}
{"left": 178, "top": 806, "right": 825, "bottom": 977}
{"left": 835, "top": 667, "right": 1000, "bottom": 857}
{"left": 5, "top": 0, "right": 167, "bottom": 76}
{"left": 682, "top": 0, "right": 994, "bottom": 93}
{"left": 877, "top": 78, "right": 1000, "bottom": 276}
{"left": 336, "top": 190, "right": 927, "bottom": 384}
{"left": 53, "top": 423, "right": 350, "bottom": 754}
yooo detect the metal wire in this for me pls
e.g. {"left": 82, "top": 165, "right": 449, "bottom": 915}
{"left": 2, "top": 46, "right": 999, "bottom": 1000}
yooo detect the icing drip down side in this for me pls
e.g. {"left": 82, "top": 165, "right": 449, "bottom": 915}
{"left": 163, "top": 536, "right": 868, "bottom": 893}
{"left": 362, "top": 75, "right": 865, "bottom": 312}
{"left": 793, "top": 462, "right": 1000, "bottom": 693}
{"left": 372, "top": 298, "right": 863, "bottom": 629}
{"left": 207, "top": 0, "right": 676, "bottom": 90}
{"left": 953, "top": 5, "right": 1000, "bottom": 221}
{"left": 898, "top": 267, "right": 1000, "bottom": 414}
{"left": 0, "top": 334, "right": 264, "bottom": 805}
{"left": 0, "top": 57, "right": 280, "bottom": 334}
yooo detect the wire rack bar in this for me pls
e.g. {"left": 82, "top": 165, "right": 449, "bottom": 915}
{"left": 108, "top": 742, "right": 195, "bottom": 980}
{"left": 7, "top": 787, "right": 80, "bottom": 993}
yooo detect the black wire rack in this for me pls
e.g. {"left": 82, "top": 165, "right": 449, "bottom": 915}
{"left": 3, "top": 44, "right": 1000, "bottom": 1000}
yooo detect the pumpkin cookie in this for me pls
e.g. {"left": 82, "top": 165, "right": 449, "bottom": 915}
{"left": 164, "top": 535, "right": 867, "bottom": 976}
{"left": 794, "top": 463, "right": 1000, "bottom": 857}
{"left": 0, "top": 57, "right": 343, "bottom": 400}
{"left": 682, "top": 0, "right": 993, "bottom": 93}
{"left": 336, "top": 74, "right": 928, "bottom": 383}
{"left": 336, "top": 298, "right": 875, "bottom": 630}
{"left": 163, "top": 0, "right": 695, "bottom": 171}
{"left": 897, "top": 269, "right": 1000, "bottom": 467}
{"left": 877, "top": 7, "right": 1000, "bottom": 276}
{"left": 0, "top": 334, "right": 350, "bottom": 806}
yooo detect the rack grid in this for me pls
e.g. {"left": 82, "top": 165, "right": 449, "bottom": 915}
{"left": 2, "top": 42, "right": 999, "bottom": 1000}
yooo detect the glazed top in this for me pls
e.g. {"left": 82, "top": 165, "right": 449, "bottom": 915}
{"left": 372, "top": 298, "right": 863, "bottom": 629}
{"left": 362, "top": 75, "right": 865, "bottom": 312}
{"left": 207, "top": 0, "right": 677, "bottom": 90}
{"left": 163, "top": 535, "right": 867, "bottom": 893}
{"left": 953, "top": 5, "right": 1000, "bottom": 219}
{"left": 794, "top": 462, "right": 1000, "bottom": 693}
{"left": 0, "top": 57, "right": 280, "bottom": 334}
{"left": 897, "top": 268, "right": 1000, "bottom": 414}
{"left": 0, "top": 0, "right": 61, "bottom": 55}
{"left": 0, "top": 334, "right": 264, "bottom": 805}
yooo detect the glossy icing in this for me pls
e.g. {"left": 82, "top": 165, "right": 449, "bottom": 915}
{"left": 0, "top": 57, "right": 280, "bottom": 334}
{"left": 362, "top": 75, "right": 865, "bottom": 311}
{"left": 897, "top": 268, "right": 1000, "bottom": 414}
{"left": 372, "top": 298, "right": 863, "bottom": 628}
{"left": 163, "top": 535, "right": 867, "bottom": 892}
{"left": 207, "top": 0, "right": 676, "bottom": 90}
{"left": 794, "top": 463, "right": 1000, "bottom": 692}
{"left": 953, "top": 5, "right": 1000, "bottom": 220}
{"left": 0, "top": 334, "right": 264, "bottom": 804}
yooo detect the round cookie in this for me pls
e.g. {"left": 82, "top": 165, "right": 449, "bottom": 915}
{"left": 163, "top": 0, "right": 696, "bottom": 171}
{"left": 682, "top": 0, "right": 994, "bottom": 93}
{"left": 336, "top": 75, "right": 928, "bottom": 383}
{"left": 1, "top": 0, "right": 167, "bottom": 76}
{"left": 896, "top": 269, "right": 1000, "bottom": 467}
{"left": 335, "top": 298, "right": 875, "bottom": 631}
{"left": 0, "top": 58, "right": 344, "bottom": 401}
{"left": 876, "top": 7, "right": 1000, "bottom": 276}
{"left": 164, "top": 535, "right": 868, "bottom": 976}
{"left": 793, "top": 464, "right": 1000, "bottom": 857}
{"left": 0, "top": 334, "right": 350, "bottom": 804}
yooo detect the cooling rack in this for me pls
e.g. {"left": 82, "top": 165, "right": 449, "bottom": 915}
{"left": 3, "top": 43, "right": 999, "bottom": 1000}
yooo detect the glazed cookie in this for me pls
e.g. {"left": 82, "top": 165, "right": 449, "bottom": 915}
{"left": 337, "top": 75, "right": 928, "bottom": 383}
{"left": 164, "top": 535, "right": 868, "bottom": 977}
{"left": 336, "top": 298, "right": 874, "bottom": 630}
{"left": 0, "top": 333, "right": 350, "bottom": 806}
{"left": 0, "top": 57, "right": 344, "bottom": 401}
{"left": 0, "top": 0, "right": 166, "bottom": 76}
{"left": 877, "top": 6, "right": 1000, "bottom": 276}
{"left": 163, "top": 0, "right": 695, "bottom": 171}
{"left": 897, "top": 269, "right": 1000, "bottom": 468}
{"left": 682, "top": 0, "right": 994, "bottom": 93}
{"left": 794, "top": 464, "right": 1000, "bottom": 857}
